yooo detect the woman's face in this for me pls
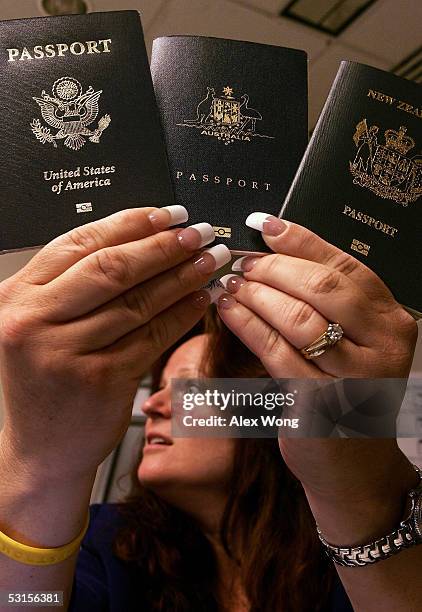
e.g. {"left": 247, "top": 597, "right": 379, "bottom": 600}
{"left": 138, "top": 335, "right": 235, "bottom": 500}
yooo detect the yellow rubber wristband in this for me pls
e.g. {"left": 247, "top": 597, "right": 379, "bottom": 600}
{"left": 0, "top": 511, "right": 90, "bottom": 566}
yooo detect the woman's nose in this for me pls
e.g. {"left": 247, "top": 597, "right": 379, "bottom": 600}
{"left": 142, "top": 387, "right": 171, "bottom": 418}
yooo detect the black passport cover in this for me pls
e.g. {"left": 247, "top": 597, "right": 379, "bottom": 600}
{"left": 280, "top": 62, "right": 422, "bottom": 317}
{"left": 151, "top": 36, "right": 308, "bottom": 254}
{"left": 0, "top": 11, "right": 174, "bottom": 253}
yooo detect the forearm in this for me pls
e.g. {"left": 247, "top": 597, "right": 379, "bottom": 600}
{"left": 0, "top": 434, "right": 97, "bottom": 611}
{"left": 304, "top": 448, "right": 422, "bottom": 612}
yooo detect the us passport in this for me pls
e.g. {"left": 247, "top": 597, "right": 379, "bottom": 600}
{"left": 280, "top": 62, "right": 422, "bottom": 318}
{"left": 0, "top": 11, "right": 174, "bottom": 253}
{"left": 151, "top": 36, "right": 308, "bottom": 254}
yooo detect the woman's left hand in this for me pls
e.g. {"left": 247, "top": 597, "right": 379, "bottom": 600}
{"left": 216, "top": 215, "right": 419, "bottom": 500}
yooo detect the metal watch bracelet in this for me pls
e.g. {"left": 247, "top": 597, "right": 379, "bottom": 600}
{"left": 317, "top": 464, "right": 422, "bottom": 568}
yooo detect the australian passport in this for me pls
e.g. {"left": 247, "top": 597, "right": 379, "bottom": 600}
{"left": 280, "top": 62, "right": 422, "bottom": 318}
{"left": 0, "top": 11, "right": 174, "bottom": 253}
{"left": 151, "top": 36, "right": 308, "bottom": 254}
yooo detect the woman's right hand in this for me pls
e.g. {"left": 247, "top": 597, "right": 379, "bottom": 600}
{"left": 0, "top": 206, "right": 229, "bottom": 480}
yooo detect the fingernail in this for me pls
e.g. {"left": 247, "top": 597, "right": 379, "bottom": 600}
{"left": 178, "top": 223, "right": 215, "bottom": 251}
{"left": 148, "top": 205, "right": 189, "bottom": 231}
{"left": 191, "top": 289, "right": 212, "bottom": 310}
{"left": 201, "top": 279, "right": 226, "bottom": 303}
{"left": 194, "top": 245, "right": 232, "bottom": 275}
{"left": 218, "top": 293, "right": 238, "bottom": 310}
{"left": 232, "top": 256, "right": 260, "bottom": 272}
{"left": 220, "top": 274, "right": 246, "bottom": 294}
{"left": 246, "top": 212, "right": 287, "bottom": 237}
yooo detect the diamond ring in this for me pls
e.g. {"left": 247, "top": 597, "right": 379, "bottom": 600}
{"left": 300, "top": 323, "right": 344, "bottom": 360}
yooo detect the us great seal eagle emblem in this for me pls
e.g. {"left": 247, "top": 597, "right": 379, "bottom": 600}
{"left": 31, "top": 76, "right": 111, "bottom": 151}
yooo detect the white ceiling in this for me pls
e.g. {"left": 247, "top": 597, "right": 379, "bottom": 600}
{"left": 0, "top": 0, "right": 421, "bottom": 367}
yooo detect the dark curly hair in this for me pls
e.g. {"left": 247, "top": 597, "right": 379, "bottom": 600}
{"left": 112, "top": 308, "right": 335, "bottom": 611}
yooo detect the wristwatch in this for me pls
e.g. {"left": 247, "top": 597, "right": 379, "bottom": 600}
{"left": 317, "top": 464, "right": 422, "bottom": 567}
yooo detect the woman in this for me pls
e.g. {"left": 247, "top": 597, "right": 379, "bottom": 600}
{"left": 71, "top": 328, "right": 349, "bottom": 611}
{"left": 0, "top": 207, "right": 420, "bottom": 611}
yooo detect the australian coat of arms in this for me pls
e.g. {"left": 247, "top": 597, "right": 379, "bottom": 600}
{"left": 350, "top": 118, "right": 421, "bottom": 207}
{"left": 178, "top": 86, "right": 274, "bottom": 145}
{"left": 31, "top": 76, "right": 111, "bottom": 151}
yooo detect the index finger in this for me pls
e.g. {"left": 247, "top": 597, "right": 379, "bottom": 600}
{"left": 246, "top": 214, "right": 397, "bottom": 307}
{"left": 17, "top": 206, "right": 189, "bottom": 285}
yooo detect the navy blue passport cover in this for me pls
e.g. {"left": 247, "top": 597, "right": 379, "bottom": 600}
{"left": 151, "top": 36, "right": 308, "bottom": 254}
{"left": 0, "top": 11, "right": 174, "bottom": 253}
{"left": 280, "top": 62, "right": 422, "bottom": 316}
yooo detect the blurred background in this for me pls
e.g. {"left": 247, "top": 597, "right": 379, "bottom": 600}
{"left": 0, "top": 0, "right": 421, "bottom": 499}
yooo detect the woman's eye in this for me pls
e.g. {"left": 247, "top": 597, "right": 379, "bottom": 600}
{"left": 187, "top": 384, "right": 201, "bottom": 394}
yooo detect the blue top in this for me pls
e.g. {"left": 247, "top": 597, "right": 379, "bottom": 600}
{"left": 69, "top": 503, "right": 354, "bottom": 611}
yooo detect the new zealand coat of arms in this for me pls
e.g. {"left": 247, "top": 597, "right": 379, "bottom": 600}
{"left": 350, "top": 118, "right": 421, "bottom": 207}
{"left": 178, "top": 86, "right": 274, "bottom": 145}
{"left": 31, "top": 76, "right": 111, "bottom": 151}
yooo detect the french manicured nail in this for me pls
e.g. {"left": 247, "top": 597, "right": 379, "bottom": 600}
{"left": 191, "top": 289, "right": 212, "bottom": 310}
{"left": 232, "top": 256, "right": 260, "bottom": 272}
{"left": 178, "top": 223, "right": 215, "bottom": 251}
{"left": 246, "top": 212, "right": 287, "bottom": 236}
{"left": 218, "top": 293, "right": 238, "bottom": 310}
{"left": 194, "top": 245, "right": 232, "bottom": 275}
{"left": 201, "top": 279, "right": 226, "bottom": 303}
{"left": 148, "top": 205, "right": 189, "bottom": 231}
{"left": 220, "top": 274, "right": 246, "bottom": 293}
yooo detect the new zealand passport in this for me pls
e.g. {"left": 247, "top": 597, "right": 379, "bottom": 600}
{"left": 0, "top": 11, "right": 174, "bottom": 253}
{"left": 280, "top": 62, "right": 422, "bottom": 317}
{"left": 151, "top": 36, "right": 308, "bottom": 254}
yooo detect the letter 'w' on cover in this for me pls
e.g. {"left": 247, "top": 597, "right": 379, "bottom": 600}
{"left": 279, "top": 62, "right": 422, "bottom": 318}
{"left": 0, "top": 11, "right": 175, "bottom": 253}
{"left": 150, "top": 36, "right": 308, "bottom": 256}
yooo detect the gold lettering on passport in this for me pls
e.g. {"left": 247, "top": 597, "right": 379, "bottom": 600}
{"left": 176, "top": 171, "right": 271, "bottom": 191}
{"left": 7, "top": 39, "right": 112, "bottom": 62}
{"left": 177, "top": 86, "right": 274, "bottom": 146}
{"left": 349, "top": 119, "right": 421, "bottom": 207}
{"left": 342, "top": 205, "right": 399, "bottom": 237}
{"left": 367, "top": 89, "right": 422, "bottom": 120}
{"left": 31, "top": 77, "right": 111, "bottom": 151}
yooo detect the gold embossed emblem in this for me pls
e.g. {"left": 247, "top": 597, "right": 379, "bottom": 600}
{"left": 350, "top": 119, "right": 421, "bottom": 207}
{"left": 213, "top": 226, "right": 232, "bottom": 238}
{"left": 178, "top": 86, "right": 274, "bottom": 146}
{"left": 31, "top": 76, "right": 111, "bottom": 151}
{"left": 350, "top": 238, "right": 370, "bottom": 256}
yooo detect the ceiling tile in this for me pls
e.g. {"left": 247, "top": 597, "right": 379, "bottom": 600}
{"left": 308, "top": 42, "right": 390, "bottom": 127}
{"left": 146, "top": 0, "right": 328, "bottom": 59}
{"left": 0, "top": 0, "right": 165, "bottom": 30}
{"left": 227, "top": 0, "right": 292, "bottom": 16}
{"left": 341, "top": 0, "right": 422, "bottom": 65}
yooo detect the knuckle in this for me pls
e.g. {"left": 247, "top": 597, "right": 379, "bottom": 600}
{"left": 0, "top": 312, "right": 36, "bottom": 349}
{"left": 262, "top": 327, "right": 285, "bottom": 362}
{"left": 306, "top": 268, "right": 342, "bottom": 296}
{"left": 396, "top": 308, "right": 418, "bottom": 343}
{"left": 174, "top": 265, "right": 194, "bottom": 293}
{"left": 151, "top": 232, "right": 178, "bottom": 266}
{"left": 65, "top": 224, "right": 104, "bottom": 254}
{"left": 92, "top": 248, "right": 132, "bottom": 286}
{"left": 326, "top": 251, "right": 359, "bottom": 277}
{"left": 121, "top": 287, "right": 154, "bottom": 323}
{"left": 148, "top": 316, "right": 170, "bottom": 352}
{"left": 265, "top": 254, "right": 282, "bottom": 278}
{"left": 286, "top": 300, "right": 315, "bottom": 330}
{"left": 245, "top": 281, "right": 266, "bottom": 303}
